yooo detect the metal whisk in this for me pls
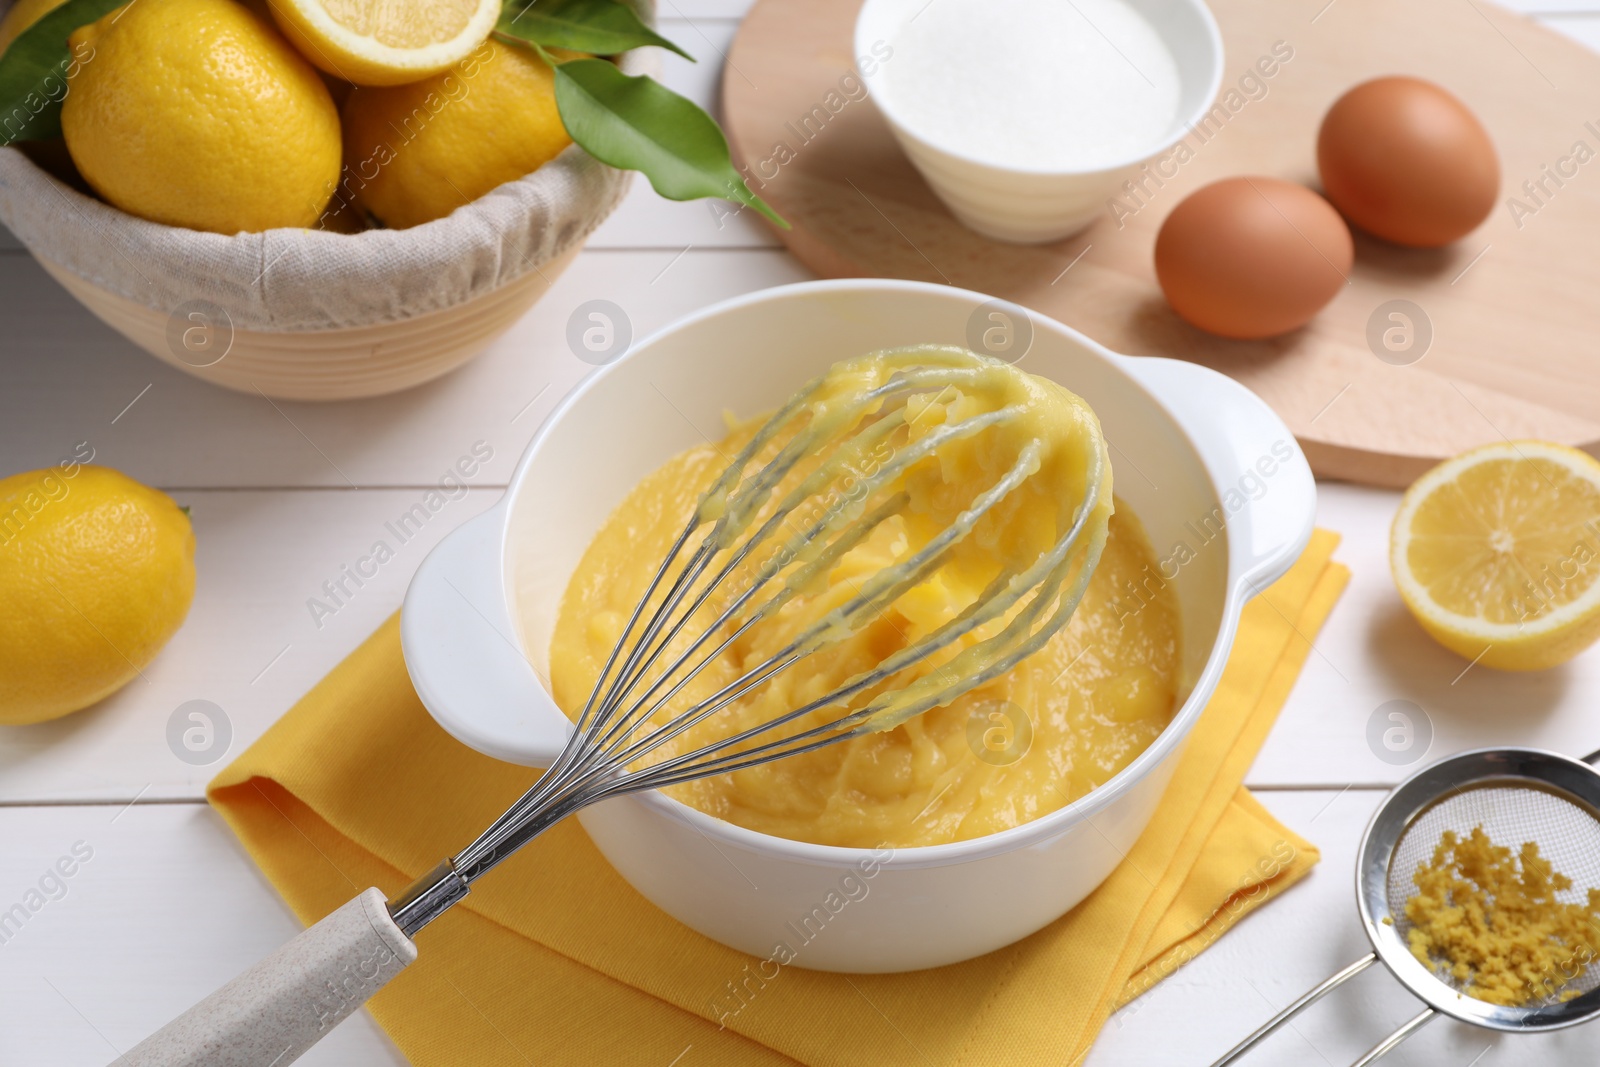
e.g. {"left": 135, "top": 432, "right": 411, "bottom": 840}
{"left": 114, "top": 347, "right": 1110, "bottom": 1067}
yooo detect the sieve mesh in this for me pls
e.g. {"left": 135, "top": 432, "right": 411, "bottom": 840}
{"left": 1386, "top": 783, "right": 1600, "bottom": 1005}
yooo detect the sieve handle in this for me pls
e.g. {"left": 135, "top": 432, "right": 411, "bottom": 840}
{"left": 1207, "top": 952, "right": 1377, "bottom": 1066}
{"left": 110, "top": 888, "right": 415, "bottom": 1067}
{"left": 1348, "top": 1008, "right": 1435, "bottom": 1067}
{"left": 1584, "top": 748, "right": 1600, "bottom": 766}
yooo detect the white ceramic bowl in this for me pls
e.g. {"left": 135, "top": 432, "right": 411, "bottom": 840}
{"left": 854, "top": 0, "right": 1224, "bottom": 244}
{"left": 402, "top": 279, "right": 1314, "bottom": 973}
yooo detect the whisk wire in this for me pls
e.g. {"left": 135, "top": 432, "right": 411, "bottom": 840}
{"left": 562, "top": 399, "right": 1023, "bottom": 789}
{"left": 563, "top": 385, "right": 915, "bottom": 760}
{"left": 629, "top": 447, "right": 1109, "bottom": 790}
{"left": 452, "top": 355, "right": 1110, "bottom": 883}
{"left": 547, "top": 365, "right": 1007, "bottom": 773}
{"left": 612, "top": 442, "right": 1058, "bottom": 784}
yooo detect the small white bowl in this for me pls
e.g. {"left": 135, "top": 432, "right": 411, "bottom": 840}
{"left": 402, "top": 279, "right": 1314, "bottom": 972}
{"left": 854, "top": 0, "right": 1224, "bottom": 244}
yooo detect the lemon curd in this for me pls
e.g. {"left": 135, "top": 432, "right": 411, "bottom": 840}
{"left": 547, "top": 350, "right": 1179, "bottom": 848}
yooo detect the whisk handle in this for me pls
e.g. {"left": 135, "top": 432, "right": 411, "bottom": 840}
{"left": 111, "top": 888, "right": 415, "bottom": 1067}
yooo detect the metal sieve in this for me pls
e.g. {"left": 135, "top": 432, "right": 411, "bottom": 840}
{"left": 1211, "top": 747, "right": 1600, "bottom": 1067}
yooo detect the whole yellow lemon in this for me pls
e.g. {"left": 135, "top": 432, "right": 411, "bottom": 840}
{"left": 0, "top": 465, "right": 196, "bottom": 724}
{"left": 339, "top": 39, "right": 572, "bottom": 229}
{"left": 61, "top": 0, "right": 341, "bottom": 234}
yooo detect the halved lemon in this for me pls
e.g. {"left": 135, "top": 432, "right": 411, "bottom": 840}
{"left": 1391, "top": 440, "right": 1600, "bottom": 671}
{"left": 266, "top": 0, "right": 500, "bottom": 86}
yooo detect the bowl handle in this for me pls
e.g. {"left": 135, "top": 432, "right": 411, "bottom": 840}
{"left": 401, "top": 502, "right": 570, "bottom": 767}
{"left": 1118, "top": 356, "right": 1317, "bottom": 592}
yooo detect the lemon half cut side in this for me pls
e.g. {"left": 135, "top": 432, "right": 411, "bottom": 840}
{"left": 267, "top": 0, "right": 501, "bottom": 86}
{"left": 1390, "top": 440, "right": 1600, "bottom": 672}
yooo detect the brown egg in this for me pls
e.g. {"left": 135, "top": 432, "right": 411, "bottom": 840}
{"left": 1154, "top": 177, "right": 1353, "bottom": 340}
{"left": 1318, "top": 76, "right": 1499, "bottom": 247}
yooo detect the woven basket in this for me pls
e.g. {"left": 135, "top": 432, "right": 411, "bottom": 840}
{"left": 0, "top": 52, "right": 646, "bottom": 401}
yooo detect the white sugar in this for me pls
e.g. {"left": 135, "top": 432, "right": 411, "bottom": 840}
{"left": 876, "top": 0, "right": 1182, "bottom": 171}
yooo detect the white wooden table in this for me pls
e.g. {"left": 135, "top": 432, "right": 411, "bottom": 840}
{"left": 4, "top": 4, "right": 1600, "bottom": 1063}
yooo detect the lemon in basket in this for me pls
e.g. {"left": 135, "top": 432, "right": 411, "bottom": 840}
{"left": 340, "top": 39, "right": 572, "bottom": 229}
{"left": 1391, "top": 440, "right": 1600, "bottom": 671}
{"left": 0, "top": 466, "right": 195, "bottom": 725}
{"left": 266, "top": 0, "right": 499, "bottom": 86}
{"left": 60, "top": 0, "right": 341, "bottom": 234}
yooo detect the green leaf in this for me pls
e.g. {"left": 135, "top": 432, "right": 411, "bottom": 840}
{"left": 549, "top": 57, "right": 787, "bottom": 228}
{"left": 497, "top": 0, "right": 692, "bottom": 62}
{"left": 0, "top": 0, "right": 126, "bottom": 144}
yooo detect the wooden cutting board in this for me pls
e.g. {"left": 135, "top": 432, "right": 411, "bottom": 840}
{"left": 722, "top": 0, "right": 1600, "bottom": 487}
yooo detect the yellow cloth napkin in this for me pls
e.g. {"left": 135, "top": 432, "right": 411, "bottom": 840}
{"left": 211, "top": 529, "right": 1348, "bottom": 1067}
